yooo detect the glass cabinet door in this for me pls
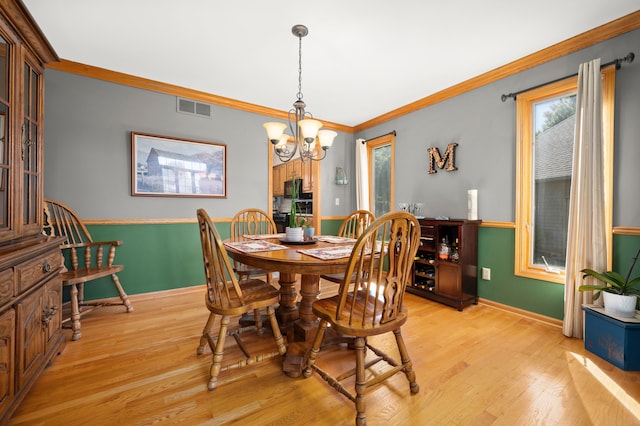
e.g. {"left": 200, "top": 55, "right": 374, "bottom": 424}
{"left": 22, "top": 58, "right": 43, "bottom": 236}
{"left": 0, "top": 34, "right": 10, "bottom": 241}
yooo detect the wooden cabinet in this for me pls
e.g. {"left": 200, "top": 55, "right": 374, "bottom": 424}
{"left": 273, "top": 164, "right": 284, "bottom": 196}
{"left": 0, "top": 309, "right": 15, "bottom": 416}
{"left": 301, "top": 158, "right": 313, "bottom": 193}
{"left": 0, "top": 1, "right": 65, "bottom": 422}
{"left": 407, "top": 218, "right": 480, "bottom": 311}
{"left": 273, "top": 158, "right": 314, "bottom": 196}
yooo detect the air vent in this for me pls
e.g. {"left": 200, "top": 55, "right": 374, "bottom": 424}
{"left": 177, "top": 97, "right": 212, "bottom": 119}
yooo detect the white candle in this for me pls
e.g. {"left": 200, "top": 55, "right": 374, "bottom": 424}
{"left": 468, "top": 189, "right": 478, "bottom": 220}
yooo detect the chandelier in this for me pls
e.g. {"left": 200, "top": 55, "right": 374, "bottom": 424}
{"left": 263, "top": 25, "right": 337, "bottom": 163}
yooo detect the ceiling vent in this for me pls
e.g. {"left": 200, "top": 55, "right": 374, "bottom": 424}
{"left": 177, "top": 97, "right": 212, "bottom": 119}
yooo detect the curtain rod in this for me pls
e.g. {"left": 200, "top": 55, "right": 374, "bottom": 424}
{"left": 500, "top": 52, "right": 635, "bottom": 102}
{"left": 360, "top": 130, "right": 397, "bottom": 144}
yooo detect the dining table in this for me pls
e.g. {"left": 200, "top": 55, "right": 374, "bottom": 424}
{"left": 223, "top": 233, "right": 357, "bottom": 377}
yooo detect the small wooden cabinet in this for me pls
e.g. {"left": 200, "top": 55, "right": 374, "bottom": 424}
{"left": 273, "top": 158, "right": 314, "bottom": 196}
{"left": 273, "top": 164, "right": 284, "bottom": 196}
{"left": 0, "top": 1, "right": 65, "bottom": 422}
{"left": 301, "top": 159, "right": 313, "bottom": 193}
{"left": 407, "top": 218, "right": 480, "bottom": 311}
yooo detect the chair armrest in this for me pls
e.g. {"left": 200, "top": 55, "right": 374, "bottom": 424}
{"left": 60, "top": 240, "right": 123, "bottom": 250}
{"left": 59, "top": 241, "right": 123, "bottom": 270}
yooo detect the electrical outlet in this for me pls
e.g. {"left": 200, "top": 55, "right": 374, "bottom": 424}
{"left": 482, "top": 267, "right": 491, "bottom": 280}
{"left": 335, "top": 197, "right": 340, "bottom": 206}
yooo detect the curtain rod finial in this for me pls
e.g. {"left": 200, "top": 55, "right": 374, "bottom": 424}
{"left": 501, "top": 93, "right": 516, "bottom": 102}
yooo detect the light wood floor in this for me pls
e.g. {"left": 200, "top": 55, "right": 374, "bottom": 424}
{"left": 10, "top": 283, "right": 640, "bottom": 426}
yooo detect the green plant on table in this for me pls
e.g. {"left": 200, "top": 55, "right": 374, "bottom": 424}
{"left": 289, "top": 173, "right": 298, "bottom": 228}
{"left": 579, "top": 248, "right": 640, "bottom": 299}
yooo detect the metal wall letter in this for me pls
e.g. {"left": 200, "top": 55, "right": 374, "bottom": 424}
{"left": 428, "top": 143, "right": 458, "bottom": 174}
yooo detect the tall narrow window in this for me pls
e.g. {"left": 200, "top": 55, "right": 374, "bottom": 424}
{"left": 367, "top": 133, "right": 394, "bottom": 217}
{"left": 515, "top": 68, "right": 614, "bottom": 284}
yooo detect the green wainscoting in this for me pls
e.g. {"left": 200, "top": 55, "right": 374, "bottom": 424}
{"left": 477, "top": 227, "right": 640, "bottom": 320}
{"left": 612, "top": 233, "right": 640, "bottom": 274}
{"left": 80, "top": 222, "right": 222, "bottom": 301}
{"left": 477, "top": 227, "right": 565, "bottom": 319}
{"left": 75, "top": 221, "right": 639, "bottom": 322}
{"left": 320, "top": 219, "right": 343, "bottom": 237}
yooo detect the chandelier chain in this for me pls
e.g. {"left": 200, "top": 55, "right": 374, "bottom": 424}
{"left": 297, "top": 33, "right": 303, "bottom": 101}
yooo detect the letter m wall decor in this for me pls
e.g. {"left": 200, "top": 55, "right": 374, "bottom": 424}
{"left": 428, "top": 143, "right": 458, "bottom": 174}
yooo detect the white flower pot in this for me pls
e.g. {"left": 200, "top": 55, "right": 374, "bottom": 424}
{"left": 285, "top": 227, "right": 303, "bottom": 242}
{"left": 602, "top": 291, "right": 638, "bottom": 318}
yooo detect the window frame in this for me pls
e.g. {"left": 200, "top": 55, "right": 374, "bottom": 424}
{"left": 367, "top": 133, "right": 395, "bottom": 217}
{"left": 514, "top": 66, "right": 614, "bottom": 284}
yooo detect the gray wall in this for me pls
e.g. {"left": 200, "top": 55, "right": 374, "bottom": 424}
{"left": 355, "top": 29, "right": 640, "bottom": 226}
{"left": 45, "top": 28, "right": 640, "bottom": 226}
{"left": 44, "top": 71, "right": 352, "bottom": 219}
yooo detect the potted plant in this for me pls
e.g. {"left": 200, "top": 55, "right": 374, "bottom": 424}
{"left": 300, "top": 217, "right": 315, "bottom": 240}
{"left": 579, "top": 248, "right": 640, "bottom": 318}
{"left": 285, "top": 173, "right": 303, "bottom": 242}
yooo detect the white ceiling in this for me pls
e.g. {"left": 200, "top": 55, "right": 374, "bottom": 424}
{"left": 22, "top": 1, "right": 640, "bottom": 127}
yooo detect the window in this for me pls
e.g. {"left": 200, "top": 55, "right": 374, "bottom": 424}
{"left": 367, "top": 133, "right": 394, "bottom": 217}
{"left": 515, "top": 67, "right": 614, "bottom": 284}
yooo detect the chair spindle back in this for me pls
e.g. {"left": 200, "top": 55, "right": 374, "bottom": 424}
{"left": 197, "top": 208, "right": 245, "bottom": 308}
{"left": 338, "top": 211, "right": 420, "bottom": 327}
{"left": 230, "top": 208, "right": 276, "bottom": 238}
{"left": 338, "top": 210, "right": 375, "bottom": 240}
{"left": 44, "top": 199, "right": 93, "bottom": 245}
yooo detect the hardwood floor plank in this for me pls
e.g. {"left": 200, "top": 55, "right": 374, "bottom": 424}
{"left": 9, "top": 285, "right": 640, "bottom": 425}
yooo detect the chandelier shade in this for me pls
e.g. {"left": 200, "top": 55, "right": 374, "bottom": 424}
{"left": 264, "top": 25, "right": 337, "bottom": 162}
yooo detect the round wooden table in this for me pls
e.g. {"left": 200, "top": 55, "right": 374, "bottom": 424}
{"left": 224, "top": 236, "right": 352, "bottom": 376}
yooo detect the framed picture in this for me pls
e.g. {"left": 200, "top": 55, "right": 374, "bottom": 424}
{"left": 131, "top": 132, "right": 226, "bottom": 198}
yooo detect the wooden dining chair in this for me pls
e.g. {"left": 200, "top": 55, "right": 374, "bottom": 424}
{"left": 320, "top": 209, "right": 375, "bottom": 285}
{"left": 43, "top": 199, "right": 133, "bottom": 341}
{"left": 303, "top": 211, "right": 421, "bottom": 426}
{"left": 196, "top": 208, "right": 286, "bottom": 390}
{"left": 230, "top": 208, "right": 277, "bottom": 284}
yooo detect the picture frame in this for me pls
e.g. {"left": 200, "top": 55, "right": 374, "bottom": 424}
{"left": 131, "top": 132, "right": 227, "bottom": 198}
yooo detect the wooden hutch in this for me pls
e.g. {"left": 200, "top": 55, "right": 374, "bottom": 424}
{"left": 0, "top": 1, "right": 65, "bottom": 422}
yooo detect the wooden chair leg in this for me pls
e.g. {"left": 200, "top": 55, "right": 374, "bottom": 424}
{"left": 354, "top": 336, "right": 367, "bottom": 426}
{"left": 110, "top": 273, "right": 134, "bottom": 312}
{"left": 393, "top": 328, "right": 419, "bottom": 394}
{"left": 77, "top": 283, "right": 84, "bottom": 313}
{"left": 69, "top": 283, "right": 82, "bottom": 341}
{"left": 208, "top": 315, "right": 230, "bottom": 391}
{"left": 266, "top": 306, "right": 286, "bottom": 355}
{"left": 254, "top": 308, "right": 264, "bottom": 334}
{"left": 197, "top": 312, "right": 216, "bottom": 355}
{"left": 302, "top": 320, "right": 328, "bottom": 378}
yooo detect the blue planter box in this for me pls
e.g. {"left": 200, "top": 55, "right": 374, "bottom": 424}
{"left": 583, "top": 305, "right": 640, "bottom": 371}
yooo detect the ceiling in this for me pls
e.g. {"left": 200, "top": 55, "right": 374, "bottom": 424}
{"left": 22, "top": 1, "right": 640, "bottom": 127}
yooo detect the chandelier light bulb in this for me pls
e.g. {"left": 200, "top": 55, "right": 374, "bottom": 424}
{"left": 317, "top": 129, "right": 337, "bottom": 148}
{"left": 298, "top": 118, "right": 322, "bottom": 142}
{"left": 263, "top": 122, "right": 287, "bottom": 143}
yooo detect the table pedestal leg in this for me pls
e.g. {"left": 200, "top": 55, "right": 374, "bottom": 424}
{"left": 283, "top": 274, "right": 321, "bottom": 377}
{"left": 276, "top": 272, "right": 299, "bottom": 324}
{"left": 294, "top": 274, "right": 320, "bottom": 341}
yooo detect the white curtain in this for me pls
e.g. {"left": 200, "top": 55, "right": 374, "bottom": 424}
{"left": 563, "top": 58, "right": 608, "bottom": 338}
{"left": 355, "top": 138, "right": 369, "bottom": 210}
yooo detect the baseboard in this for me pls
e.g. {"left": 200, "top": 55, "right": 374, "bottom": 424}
{"left": 84, "top": 284, "right": 206, "bottom": 306}
{"left": 87, "top": 287, "right": 564, "bottom": 330}
{"left": 478, "top": 298, "right": 563, "bottom": 329}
